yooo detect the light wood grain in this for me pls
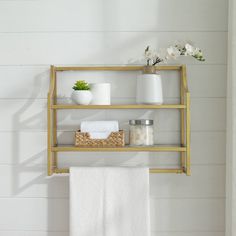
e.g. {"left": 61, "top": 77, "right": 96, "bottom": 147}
{"left": 54, "top": 168, "right": 183, "bottom": 174}
{"left": 47, "top": 93, "right": 52, "bottom": 176}
{"left": 186, "top": 92, "right": 191, "bottom": 175}
{"left": 52, "top": 104, "right": 186, "bottom": 109}
{"left": 55, "top": 65, "right": 181, "bottom": 71}
{"left": 52, "top": 144, "right": 186, "bottom": 152}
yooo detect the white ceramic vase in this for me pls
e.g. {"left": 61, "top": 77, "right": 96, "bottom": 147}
{"left": 71, "top": 90, "right": 92, "bottom": 105}
{"left": 136, "top": 66, "right": 163, "bottom": 105}
{"left": 90, "top": 83, "right": 111, "bottom": 105}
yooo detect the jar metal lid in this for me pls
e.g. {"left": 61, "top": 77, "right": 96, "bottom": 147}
{"left": 129, "top": 119, "right": 153, "bottom": 126}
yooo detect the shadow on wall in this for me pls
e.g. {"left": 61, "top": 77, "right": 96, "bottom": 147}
{"left": 10, "top": 68, "right": 181, "bottom": 234}
{"left": 10, "top": 68, "right": 145, "bottom": 234}
{"left": 11, "top": 70, "right": 47, "bottom": 195}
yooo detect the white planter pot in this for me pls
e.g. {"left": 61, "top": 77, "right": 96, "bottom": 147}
{"left": 90, "top": 83, "right": 111, "bottom": 105}
{"left": 136, "top": 73, "right": 163, "bottom": 105}
{"left": 71, "top": 90, "right": 92, "bottom": 105}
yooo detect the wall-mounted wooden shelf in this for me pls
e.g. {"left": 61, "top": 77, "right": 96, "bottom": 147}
{"left": 47, "top": 65, "right": 191, "bottom": 176}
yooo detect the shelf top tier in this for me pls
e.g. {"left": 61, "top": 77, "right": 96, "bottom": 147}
{"left": 48, "top": 65, "right": 189, "bottom": 104}
{"left": 54, "top": 65, "right": 182, "bottom": 72}
{"left": 52, "top": 104, "right": 186, "bottom": 109}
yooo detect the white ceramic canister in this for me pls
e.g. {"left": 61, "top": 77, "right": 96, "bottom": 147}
{"left": 136, "top": 66, "right": 163, "bottom": 105}
{"left": 90, "top": 83, "right": 111, "bottom": 105}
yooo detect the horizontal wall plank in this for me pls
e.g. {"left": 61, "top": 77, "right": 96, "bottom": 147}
{"left": 0, "top": 198, "right": 69, "bottom": 231}
{"left": 150, "top": 198, "right": 225, "bottom": 231}
{"left": 191, "top": 98, "right": 226, "bottom": 131}
{"left": 0, "top": 0, "right": 227, "bottom": 32}
{"left": 0, "top": 232, "right": 68, "bottom": 236}
{"left": 150, "top": 165, "right": 225, "bottom": 198}
{"left": 0, "top": 131, "right": 225, "bottom": 166}
{"left": 0, "top": 132, "right": 47, "bottom": 165}
{"left": 57, "top": 131, "right": 226, "bottom": 165}
{"left": 0, "top": 165, "right": 68, "bottom": 198}
{"left": 0, "top": 231, "right": 225, "bottom": 236}
{"left": 0, "top": 0, "right": 228, "bottom": 32}
{"left": 0, "top": 65, "right": 226, "bottom": 99}
{"left": 0, "top": 129, "right": 225, "bottom": 171}
{"left": 56, "top": 65, "right": 226, "bottom": 99}
{"left": 0, "top": 100, "right": 47, "bottom": 131}
{"left": 90, "top": 98, "right": 226, "bottom": 131}
{"left": 0, "top": 32, "right": 226, "bottom": 65}
{"left": 56, "top": 131, "right": 226, "bottom": 165}
{"left": 151, "top": 232, "right": 224, "bottom": 236}
{"left": 0, "top": 66, "right": 49, "bottom": 99}
{"left": 0, "top": 98, "right": 225, "bottom": 131}
{"left": 191, "top": 131, "right": 226, "bottom": 164}
{"left": 0, "top": 198, "right": 224, "bottom": 231}
{"left": 0, "top": 165, "right": 225, "bottom": 198}
{"left": 187, "top": 65, "right": 226, "bottom": 98}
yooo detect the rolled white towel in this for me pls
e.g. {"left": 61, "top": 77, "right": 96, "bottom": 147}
{"left": 81, "top": 121, "right": 119, "bottom": 133}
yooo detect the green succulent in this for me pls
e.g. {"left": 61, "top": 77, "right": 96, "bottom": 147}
{"left": 72, "top": 80, "right": 90, "bottom": 90}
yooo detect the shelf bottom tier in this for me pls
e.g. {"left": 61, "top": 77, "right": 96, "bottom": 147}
{"left": 51, "top": 144, "right": 186, "bottom": 152}
{"left": 53, "top": 168, "right": 184, "bottom": 174}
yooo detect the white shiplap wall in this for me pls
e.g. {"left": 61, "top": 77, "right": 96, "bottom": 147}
{"left": 0, "top": 0, "right": 227, "bottom": 236}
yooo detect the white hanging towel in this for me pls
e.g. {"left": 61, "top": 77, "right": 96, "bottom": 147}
{"left": 70, "top": 167, "right": 150, "bottom": 236}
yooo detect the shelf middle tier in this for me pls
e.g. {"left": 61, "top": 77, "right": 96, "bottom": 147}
{"left": 51, "top": 104, "right": 186, "bottom": 109}
{"left": 52, "top": 145, "right": 186, "bottom": 152}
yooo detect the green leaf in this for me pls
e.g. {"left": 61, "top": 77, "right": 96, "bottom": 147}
{"left": 72, "top": 80, "right": 90, "bottom": 90}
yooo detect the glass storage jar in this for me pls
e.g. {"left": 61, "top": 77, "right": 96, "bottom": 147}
{"left": 129, "top": 119, "right": 154, "bottom": 146}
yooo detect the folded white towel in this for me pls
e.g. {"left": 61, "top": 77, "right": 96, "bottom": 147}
{"left": 88, "top": 131, "right": 112, "bottom": 139}
{"left": 81, "top": 121, "right": 119, "bottom": 133}
{"left": 70, "top": 167, "right": 150, "bottom": 236}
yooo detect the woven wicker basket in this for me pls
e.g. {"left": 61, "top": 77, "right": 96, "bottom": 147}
{"left": 75, "top": 130, "right": 125, "bottom": 147}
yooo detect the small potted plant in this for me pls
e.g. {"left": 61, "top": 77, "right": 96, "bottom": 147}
{"left": 71, "top": 80, "right": 92, "bottom": 105}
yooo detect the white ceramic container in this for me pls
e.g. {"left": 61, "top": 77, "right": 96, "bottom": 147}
{"left": 71, "top": 90, "right": 92, "bottom": 105}
{"left": 90, "top": 83, "right": 111, "bottom": 105}
{"left": 136, "top": 73, "right": 163, "bottom": 105}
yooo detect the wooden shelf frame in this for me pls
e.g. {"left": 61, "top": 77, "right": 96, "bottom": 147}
{"left": 52, "top": 144, "right": 187, "bottom": 152}
{"left": 47, "top": 65, "right": 190, "bottom": 176}
{"left": 52, "top": 104, "right": 186, "bottom": 109}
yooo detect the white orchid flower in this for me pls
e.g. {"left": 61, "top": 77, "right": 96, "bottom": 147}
{"left": 167, "top": 46, "right": 181, "bottom": 59}
{"left": 142, "top": 41, "right": 205, "bottom": 65}
{"left": 185, "top": 43, "right": 195, "bottom": 56}
{"left": 193, "top": 47, "right": 201, "bottom": 54}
